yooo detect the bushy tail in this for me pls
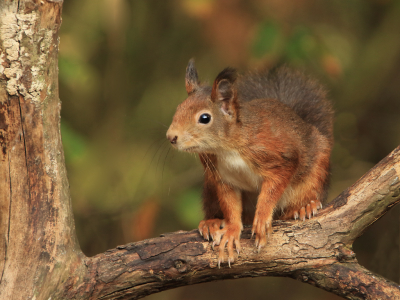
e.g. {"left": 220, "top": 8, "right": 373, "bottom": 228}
{"left": 237, "top": 67, "right": 334, "bottom": 141}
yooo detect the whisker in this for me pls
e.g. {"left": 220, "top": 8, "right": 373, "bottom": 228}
{"left": 139, "top": 140, "right": 170, "bottom": 185}
{"left": 156, "top": 140, "right": 170, "bottom": 174}
{"left": 150, "top": 139, "right": 169, "bottom": 166}
{"left": 161, "top": 146, "right": 172, "bottom": 182}
{"left": 142, "top": 136, "right": 168, "bottom": 162}
{"left": 156, "top": 121, "right": 168, "bottom": 128}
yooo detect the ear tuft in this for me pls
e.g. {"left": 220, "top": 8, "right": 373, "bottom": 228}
{"left": 185, "top": 59, "right": 199, "bottom": 95}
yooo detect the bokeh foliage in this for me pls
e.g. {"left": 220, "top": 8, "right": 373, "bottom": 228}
{"left": 59, "top": 0, "right": 400, "bottom": 299}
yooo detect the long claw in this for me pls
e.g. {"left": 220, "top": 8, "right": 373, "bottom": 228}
{"left": 228, "top": 258, "right": 231, "bottom": 268}
{"left": 204, "top": 232, "right": 209, "bottom": 241}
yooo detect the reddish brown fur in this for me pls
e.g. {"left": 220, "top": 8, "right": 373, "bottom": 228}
{"left": 167, "top": 61, "right": 333, "bottom": 265}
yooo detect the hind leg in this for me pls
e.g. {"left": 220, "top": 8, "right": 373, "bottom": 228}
{"left": 279, "top": 182, "right": 324, "bottom": 221}
{"left": 281, "top": 139, "right": 330, "bottom": 221}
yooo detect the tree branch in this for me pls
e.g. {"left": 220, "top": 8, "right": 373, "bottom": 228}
{"left": 61, "top": 146, "right": 400, "bottom": 300}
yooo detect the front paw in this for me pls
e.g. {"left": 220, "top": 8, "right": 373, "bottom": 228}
{"left": 215, "top": 223, "right": 242, "bottom": 268}
{"left": 199, "top": 220, "right": 242, "bottom": 267}
{"left": 252, "top": 214, "right": 272, "bottom": 252}
{"left": 198, "top": 219, "right": 225, "bottom": 241}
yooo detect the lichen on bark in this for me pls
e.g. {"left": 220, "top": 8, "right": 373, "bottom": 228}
{"left": 0, "top": 7, "right": 55, "bottom": 107}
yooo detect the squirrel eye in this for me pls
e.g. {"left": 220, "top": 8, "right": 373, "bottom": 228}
{"left": 198, "top": 113, "right": 211, "bottom": 124}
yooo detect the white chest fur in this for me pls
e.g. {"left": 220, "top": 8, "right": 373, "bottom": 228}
{"left": 217, "top": 151, "right": 262, "bottom": 192}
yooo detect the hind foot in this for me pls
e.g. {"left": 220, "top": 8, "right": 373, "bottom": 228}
{"left": 281, "top": 200, "right": 322, "bottom": 221}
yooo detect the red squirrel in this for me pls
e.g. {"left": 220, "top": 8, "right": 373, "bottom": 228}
{"left": 166, "top": 59, "right": 333, "bottom": 267}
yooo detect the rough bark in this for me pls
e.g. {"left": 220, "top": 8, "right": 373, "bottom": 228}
{"left": 0, "top": 1, "right": 400, "bottom": 300}
{"left": 0, "top": 1, "right": 83, "bottom": 299}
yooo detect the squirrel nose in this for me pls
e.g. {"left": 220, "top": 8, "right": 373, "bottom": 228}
{"left": 168, "top": 135, "right": 178, "bottom": 144}
{"left": 166, "top": 127, "right": 179, "bottom": 145}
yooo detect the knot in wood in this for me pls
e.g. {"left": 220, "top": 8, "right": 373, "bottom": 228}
{"left": 174, "top": 260, "right": 187, "bottom": 272}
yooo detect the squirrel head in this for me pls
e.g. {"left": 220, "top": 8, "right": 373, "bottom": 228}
{"left": 166, "top": 59, "right": 239, "bottom": 153}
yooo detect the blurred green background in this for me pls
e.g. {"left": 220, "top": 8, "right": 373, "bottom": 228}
{"left": 59, "top": 0, "right": 400, "bottom": 299}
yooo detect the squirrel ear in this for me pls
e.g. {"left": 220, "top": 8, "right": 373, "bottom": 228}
{"left": 211, "top": 68, "right": 237, "bottom": 116}
{"left": 185, "top": 59, "right": 199, "bottom": 95}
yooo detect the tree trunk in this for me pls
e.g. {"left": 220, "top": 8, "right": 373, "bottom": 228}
{"left": 0, "top": 1, "right": 83, "bottom": 299}
{"left": 0, "top": 1, "right": 400, "bottom": 299}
